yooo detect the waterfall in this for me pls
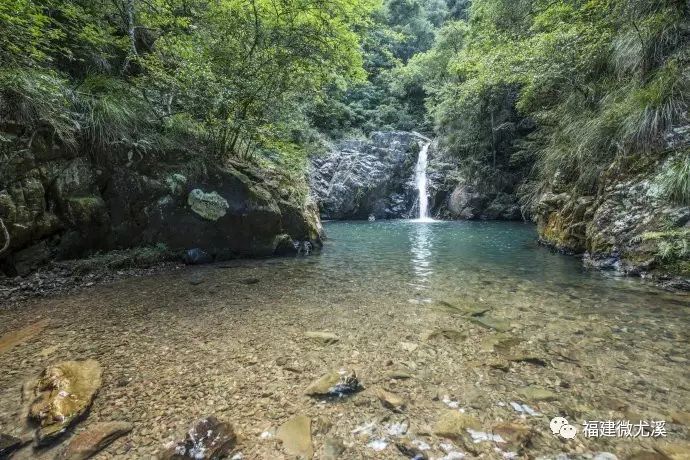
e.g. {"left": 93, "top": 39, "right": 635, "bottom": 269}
{"left": 414, "top": 142, "right": 432, "bottom": 221}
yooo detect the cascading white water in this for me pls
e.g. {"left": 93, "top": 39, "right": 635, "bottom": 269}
{"left": 414, "top": 142, "right": 432, "bottom": 221}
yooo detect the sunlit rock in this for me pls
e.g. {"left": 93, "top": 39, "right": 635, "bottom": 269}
{"left": 277, "top": 415, "right": 313, "bottom": 459}
{"left": 28, "top": 359, "right": 103, "bottom": 445}
{"left": 305, "top": 370, "right": 363, "bottom": 397}
{"left": 375, "top": 388, "right": 406, "bottom": 412}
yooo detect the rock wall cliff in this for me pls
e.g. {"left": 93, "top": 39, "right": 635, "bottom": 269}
{"left": 0, "top": 127, "right": 322, "bottom": 275}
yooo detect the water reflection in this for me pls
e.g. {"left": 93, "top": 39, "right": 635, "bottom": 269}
{"left": 409, "top": 222, "right": 434, "bottom": 290}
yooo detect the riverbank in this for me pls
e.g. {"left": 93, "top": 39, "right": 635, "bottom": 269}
{"left": 1, "top": 221, "right": 688, "bottom": 459}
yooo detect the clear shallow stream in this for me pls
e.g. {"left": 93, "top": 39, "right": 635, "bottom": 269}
{"left": 1, "top": 220, "right": 689, "bottom": 459}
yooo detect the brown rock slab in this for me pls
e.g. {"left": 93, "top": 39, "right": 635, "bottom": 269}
{"left": 375, "top": 388, "right": 406, "bottom": 412}
{"left": 160, "top": 416, "right": 236, "bottom": 459}
{"left": 0, "top": 319, "right": 49, "bottom": 354}
{"left": 492, "top": 422, "right": 532, "bottom": 450}
{"left": 277, "top": 415, "right": 313, "bottom": 459}
{"left": 59, "top": 421, "right": 133, "bottom": 460}
{"left": 28, "top": 359, "right": 103, "bottom": 445}
{"left": 517, "top": 385, "right": 557, "bottom": 402}
{"left": 433, "top": 411, "right": 481, "bottom": 440}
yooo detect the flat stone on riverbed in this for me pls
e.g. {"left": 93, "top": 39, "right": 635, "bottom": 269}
{"left": 277, "top": 415, "right": 313, "bottom": 459}
{"left": 518, "top": 385, "right": 558, "bottom": 402}
{"left": 470, "top": 316, "right": 512, "bottom": 332}
{"left": 304, "top": 331, "right": 339, "bottom": 344}
{"left": 160, "top": 416, "right": 236, "bottom": 459}
{"left": 305, "top": 370, "right": 363, "bottom": 397}
{"left": 29, "top": 359, "right": 103, "bottom": 445}
{"left": 59, "top": 421, "right": 133, "bottom": 460}
{"left": 433, "top": 411, "right": 481, "bottom": 439}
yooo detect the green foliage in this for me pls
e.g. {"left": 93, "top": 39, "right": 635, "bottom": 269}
{"left": 1, "top": 0, "right": 376, "bottom": 165}
{"left": 0, "top": 68, "right": 77, "bottom": 145}
{"left": 642, "top": 229, "right": 690, "bottom": 263}
{"left": 658, "top": 152, "right": 690, "bottom": 205}
{"left": 406, "top": 0, "right": 689, "bottom": 199}
{"left": 310, "top": 0, "right": 468, "bottom": 138}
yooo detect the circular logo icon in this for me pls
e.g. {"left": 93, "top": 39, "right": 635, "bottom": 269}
{"left": 550, "top": 417, "right": 568, "bottom": 435}
{"left": 559, "top": 424, "right": 577, "bottom": 439}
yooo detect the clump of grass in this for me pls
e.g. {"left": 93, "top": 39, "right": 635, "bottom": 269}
{"left": 657, "top": 152, "right": 690, "bottom": 205}
{"left": 642, "top": 228, "right": 690, "bottom": 261}
{"left": 0, "top": 68, "right": 77, "bottom": 146}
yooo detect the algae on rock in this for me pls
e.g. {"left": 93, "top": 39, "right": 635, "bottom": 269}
{"left": 187, "top": 189, "right": 230, "bottom": 221}
{"left": 28, "top": 359, "right": 103, "bottom": 445}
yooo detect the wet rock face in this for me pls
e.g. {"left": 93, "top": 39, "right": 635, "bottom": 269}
{"left": 443, "top": 185, "right": 521, "bottom": 221}
{"left": 161, "top": 416, "right": 236, "bottom": 460}
{"left": 310, "top": 131, "right": 432, "bottom": 219}
{"left": 0, "top": 129, "right": 323, "bottom": 275}
{"left": 534, "top": 151, "right": 690, "bottom": 282}
{"left": 28, "top": 359, "right": 103, "bottom": 445}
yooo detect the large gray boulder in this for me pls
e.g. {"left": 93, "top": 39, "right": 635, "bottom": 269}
{"left": 310, "top": 131, "right": 433, "bottom": 219}
{"left": 444, "top": 185, "right": 521, "bottom": 221}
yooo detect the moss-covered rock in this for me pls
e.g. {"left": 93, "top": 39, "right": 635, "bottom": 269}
{"left": 63, "top": 196, "right": 108, "bottom": 227}
{"left": 1, "top": 126, "right": 323, "bottom": 274}
{"left": 534, "top": 152, "right": 690, "bottom": 285}
{"left": 187, "top": 189, "right": 229, "bottom": 221}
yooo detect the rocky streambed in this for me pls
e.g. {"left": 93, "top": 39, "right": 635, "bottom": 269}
{"left": 0, "top": 220, "right": 689, "bottom": 459}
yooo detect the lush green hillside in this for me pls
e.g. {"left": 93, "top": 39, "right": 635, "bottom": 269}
{"left": 0, "top": 0, "right": 374, "bottom": 168}
{"left": 400, "top": 0, "right": 689, "bottom": 206}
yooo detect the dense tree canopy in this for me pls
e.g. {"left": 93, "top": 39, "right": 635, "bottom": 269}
{"left": 0, "top": 0, "right": 375, "bottom": 166}
{"left": 401, "top": 0, "right": 689, "bottom": 203}
{"left": 2, "top": 0, "right": 688, "bottom": 203}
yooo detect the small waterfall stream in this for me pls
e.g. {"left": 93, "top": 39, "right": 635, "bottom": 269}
{"left": 414, "top": 141, "right": 432, "bottom": 221}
